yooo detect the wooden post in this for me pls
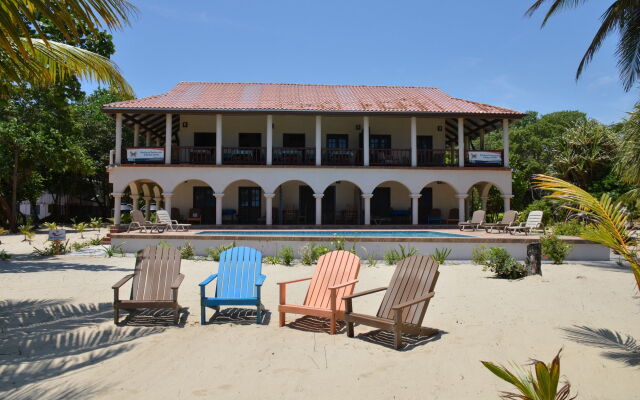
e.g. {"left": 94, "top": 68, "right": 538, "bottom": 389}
{"left": 526, "top": 243, "right": 542, "bottom": 275}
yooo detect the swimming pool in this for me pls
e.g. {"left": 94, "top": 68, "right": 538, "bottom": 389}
{"left": 196, "top": 230, "right": 471, "bottom": 238}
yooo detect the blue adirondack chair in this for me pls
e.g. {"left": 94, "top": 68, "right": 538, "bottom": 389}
{"left": 199, "top": 246, "right": 266, "bottom": 324}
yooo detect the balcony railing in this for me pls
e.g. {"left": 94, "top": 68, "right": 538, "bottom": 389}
{"left": 322, "top": 148, "right": 362, "bottom": 166}
{"left": 272, "top": 147, "right": 315, "bottom": 165}
{"left": 172, "top": 146, "right": 216, "bottom": 164}
{"left": 417, "top": 149, "right": 456, "bottom": 167}
{"left": 369, "top": 148, "right": 411, "bottom": 166}
{"left": 222, "top": 147, "right": 266, "bottom": 165}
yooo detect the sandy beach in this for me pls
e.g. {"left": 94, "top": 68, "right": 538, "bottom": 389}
{"left": 0, "top": 230, "right": 639, "bottom": 400}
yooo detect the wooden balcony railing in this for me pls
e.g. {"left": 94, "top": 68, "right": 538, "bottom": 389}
{"left": 172, "top": 146, "right": 215, "bottom": 164}
{"left": 417, "top": 149, "right": 456, "bottom": 167}
{"left": 272, "top": 147, "right": 315, "bottom": 165}
{"left": 321, "top": 148, "right": 362, "bottom": 166}
{"left": 222, "top": 147, "right": 266, "bottom": 165}
{"left": 369, "top": 148, "right": 411, "bottom": 166}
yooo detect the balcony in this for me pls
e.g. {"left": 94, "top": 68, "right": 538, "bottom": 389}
{"left": 222, "top": 147, "right": 266, "bottom": 165}
{"left": 417, "top": 149, "right": 457, "bottom": 167}
{"left": 272, "top": 147, "right": 315, "bottom": 165}
{"left": 369, "top": 148, "right": 411, "bottom": 166}
{"left": 172, "top": 146, "right": 215, "bottom": 164}
{"left": 321, "top": 148, "right": 362, "bottom": 166}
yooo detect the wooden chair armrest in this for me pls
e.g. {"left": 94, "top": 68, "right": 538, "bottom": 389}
{"left": 277, "top": 277, "right": 312, "bottom": 286}
{"left": 112, "top": 274, "right": 134, "bottom": 289}
{"left": 171, "top": 273, "right": 185, "bottom": 289}
{"left": 391, "top": 292, "right": 435, "bottom": 310}
{"left": 199, "top": 273, "right": 218, "bottom": 287}
{"left": 328, "top": 279, "right": 358, "bottom": 290}
{"left": 342, "top": 287, "right": 387, "bottom": 300}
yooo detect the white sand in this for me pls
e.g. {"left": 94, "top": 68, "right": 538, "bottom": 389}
{"left": 0, "top": 231, "right": 639, "bottom": 399}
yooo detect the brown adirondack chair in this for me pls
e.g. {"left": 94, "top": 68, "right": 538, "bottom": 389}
{"left": 278, "top": 250, "right": 360, "bottom": 334}
{"left": 344, "top": 255, "right": 440, "bottom": 349}
{"left": 112, "top": 245, "right": 185, "bottom": 324}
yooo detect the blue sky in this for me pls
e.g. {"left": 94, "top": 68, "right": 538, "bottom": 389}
{"left": 94, "top": 1, "right": 637, "bottom": 123}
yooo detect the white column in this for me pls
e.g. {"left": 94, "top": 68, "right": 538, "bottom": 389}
{"left": 154, "top": 196, "right": 162, "bottom": 213}
{"left": 410, "top": 117, "right": 417, "bottom": 167}
{"left": 457, "top": 117, "right": 464, "bottom": 167}
{"left": 363, "top": 116, "right": 370, "bottom": 166}
{"left": 264, "top": 193, "right": 275, "bottom": 225}
{"left": 163, "top": 193, "right": 173, "bottom": 216}
{"left": 133, "top": 123, "right": 140, "bottom": 147}
{"left": 214, "top": 193, "right": 224, "bottom": 225}
{"left": 165, "top": 114, "right": 172, "bottom": 164}
{"left": 266, "top": 114, "right": 273, "bottom": 165}
{"left": 502, "top": 119, "right": 510, "bottom": 168}
{"left": 480, "top": 130, "right": 485, "bottom": 150}
{"left": 115, "top": 113, "right": 122, "bottom": 164}
{"left": 216, "top": 114, "right": 222, "bottom": 165}
{"left": 144, "top": 196, "right": 152, "bottom": 219}
{"left": 409, "top": 193, "right": 421, "bottom": 225}
{"left": 315, "top": 115, "right": 322, "bottom": 166}
{"left": 456, "top": 194, "right": 468, "bottom": 222}
{"left": 112, "top": 193, "right": 124, "bottom": 226}
{"left": 362, "top": 193, "right": 373, "bottom": 225}
{"left": 145, "top": 131, "right": 151, "bottom": 147}
{"left": 131, "top": 194, "right": 140, "bottom": 211}
{"left": 313, "top": 193, "right": 324, "bottom": 225}
{"left": 481, "top": 196, "right": 488, "bottom": 211}
{"left": 501, "top": 194, "right": 513, "bottom": 212}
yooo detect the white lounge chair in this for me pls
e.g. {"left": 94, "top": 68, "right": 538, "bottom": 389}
{"left": 507, "top": 211, "right": 544, "bottom": 235}
{"left": 484, "top": 210, "right": 519, "bottom": 233}
{"left": 127, "top": 210, "right": 165, "bottom": 233}
{"left": 156, "top": 209, "right": 191, "bottom": 232}
{"left": 458, "top": 210, "right": 486, "bottom": 231}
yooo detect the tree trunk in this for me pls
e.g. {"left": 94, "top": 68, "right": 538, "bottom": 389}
{"left": 9, "top": 150, "right": 19, "bottom": 232}
{"left": 526, "top": 242, "right": 542, "bottom": 276}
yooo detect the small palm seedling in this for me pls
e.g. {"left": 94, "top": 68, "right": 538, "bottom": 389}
{"left": 0, "top": 227, "right": 8, "bottom": 244}
{"left": 43, "top": 222, "right": 58, "bottom": 230}
{"left": 19, "top": 224, "right": 35, "bottom": 243}
{"left": 431, "top": 248, "right": 452, "bottom": 264}
{"left": 102, "top": 244, "right": 124, "bottom": 258}
{"left": 89, "top": 217, "right": 103, "bottom": 233}
{"left": 72, "top": 221, "right": 88, "bottom": 238}
{"left": 482, "top": 349, "right": 576, "bottom": 400}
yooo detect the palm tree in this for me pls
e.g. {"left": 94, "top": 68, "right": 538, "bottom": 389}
{"left": 615, "top": 102, "right": 640, "bottom": 201}
{"left": 0, "top": 0, "right": 137, "bottom": 96}
{"left": 526, "top": 1, "right": 640, "bottom": 91}
{"left": 533, "top": 174, "right": 640, "bottom": 290}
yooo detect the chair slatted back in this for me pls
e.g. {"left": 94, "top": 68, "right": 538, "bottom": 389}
{"left": 470, "top": 210, "right": 486, "bottom": 224}
{"left": 130, "top": 246, "right": 181, "bottom": 301}
{"left": 130, "top": 210, "right": 146, "bottom": 225}
{"left": 156, "top": 210, "right": 172, "bottom": 224}
{"left": 304, "top": 250, "right": 361, "bottom": 311}
{"left": 525, "top": 211, "right": 544, "bottom": 228}
{"left": 501, "top": 210, "right": 518, "bottom": 224}
{"left": 376, "top": 255, "right": 439, "bottom": 325}
{"left": 215, "top": 247, "right": 262, "bottom": 299}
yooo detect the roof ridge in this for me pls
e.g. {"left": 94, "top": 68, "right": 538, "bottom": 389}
{"left": 176, "top": 81, "right": 440, "bottom": 89}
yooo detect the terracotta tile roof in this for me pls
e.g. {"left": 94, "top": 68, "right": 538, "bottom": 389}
{"left": 103, "top": 82, "right": 523, "bottom": 117}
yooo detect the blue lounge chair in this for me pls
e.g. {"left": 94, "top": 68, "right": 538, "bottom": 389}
{"left": 199, "top": 246, "right": 266, "bottom": 324}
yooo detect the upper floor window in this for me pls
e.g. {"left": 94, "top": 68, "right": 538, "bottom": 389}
{"left": 194, "top": 132, "right": 215, "bottom": 147}
{"left": 327, "top": 134, "right": 348, "bottom": 149}
{"left": 283, "top": 133, "right": 305, "bottom": 148}
{"left": 239, "top": 133, "right": 261, "bottom": 147}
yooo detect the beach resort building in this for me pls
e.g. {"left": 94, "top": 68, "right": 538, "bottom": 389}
{"left": 103, "top": 82, "right": 523, "bottom": 227}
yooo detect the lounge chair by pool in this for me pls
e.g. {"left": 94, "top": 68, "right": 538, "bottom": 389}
{"left": 507, "top": 211, "right": 544, "bottom": 235}
{"left": 484, "top": 210, "right": 519, "bottom": 233}
{"left": 458, "top": 210, "right": 486, "bottom": 231}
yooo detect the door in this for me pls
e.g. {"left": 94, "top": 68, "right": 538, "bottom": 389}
{"left": 239, "top": 133, "right": 261, "bottom": 147}
{"left": 371, "top": 187, "right": 391, "bottom": 220}
{"left": 283, "top": 133, "right": 305, "bottom": 147}
{"left": 194, "top": 132, "right": 215, "bottom": 147}
{"left": 192, "top": 132, "right": 215, "bottom": 163}
{"left": 193, "top": 186, "right": 215, "bottom": 224}
{"left": 299, "top": 185, "right": 315, "bottom": 224}
{"left": 417, "top": 135, "right": 434, "bottom": 165}
{"left": 238, "top": 133, "right": 263, "bottom": 163}
{"left": 238, "top": 187, "right": 261, "bottom": 224}
{"left": 322, "top": 186, "right": 336, "bottom": 224}
{"left": 419, "top": 187, "right": 433, "bottom": 223}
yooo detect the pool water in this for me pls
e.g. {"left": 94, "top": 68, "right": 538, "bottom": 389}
{"left": 196, "top": 230, "right": 471, "bottom": 238}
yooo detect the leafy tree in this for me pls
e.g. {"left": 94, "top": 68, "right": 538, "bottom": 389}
{"left": 526, "top": 0, "right": 640, "bottom": 91}
{"left": 615, "top": 102, "right": 640, "bottom": 203}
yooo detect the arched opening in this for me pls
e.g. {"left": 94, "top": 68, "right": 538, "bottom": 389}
{"left": 322, "top": 180, "right": 362, "bottom": 225}
{"left": 222, "top": 179, "right": 264, "bottom": 225}
{"left": 417, "top": 181, "right": 457, "bottom": 225}
{"left": 371, "top": 181, "right": 411, "bottom": 225}
{"left": 120, "top": 179, "right": 164, "bottom": 221}
{"left": 468, "top": 181, "right": 504, "bottom": 222}
{"left": 172, "top": 179, "right": 215, "bottom": 225}
{"left": 272, "top": 180, "right": 314, "bottom": 225}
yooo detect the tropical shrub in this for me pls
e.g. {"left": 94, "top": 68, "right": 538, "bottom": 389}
{"left": 33, "top": 240, "right": 71, "bottom": 256}
{"left": 158, "top": 240, "right": 171, "bottom": 247}
{"left": 482, "top": 349, "right": 575, "bottom": 400}
{"left": 277, "top": 246, "right": 295, "bottom": 266}
{"left": 431, "top": 248, "right": 452, "bottom": 264}
{"left": 519, "top": 199, "right": 555, "bottom": 225}
{"left": 90, "top": 217, "right": 103, "bottom": 232}
{"left": 299, "top": 242, "right": 331, "bottom": 265}
{"left": 540, "top": 233, "right": 572, "bottom": 264}
{"left": 179, "top": 242, "right": 195, "bottom": 260}
{"left": 384, "top": 244, "right": 418, "bottom": 265}
{"left": 43, "top": 222, "right": 58, "bottom": 230}
{"left": 471, "top": 245, "right": 489, "bottom": 265}
{"left": 264, "top": 256, "right": 281, "bottom": 265}
{"left": 482, "top": 247, "right": 526, "bottom": 279}
{"left": 72, "top": 222, "right": 88, "bottom": 238}
{"left": 552, "top": 220, "right": 584, "bottom": 236}
{"left": 102, "top": 244, "right": 124, "bottom": 258}
{"left": 18, "top": 224, "right": 35, "bottom": 242}
{"left": 207, "top": 242, "right": 236, "bottom": 261}
{"left": 360, "top": 246, "right": 379, "bottom": 267}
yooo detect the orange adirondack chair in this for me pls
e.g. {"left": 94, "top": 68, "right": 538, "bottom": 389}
{"left": 278, "top": 250, "right": 360, "bottom": 334}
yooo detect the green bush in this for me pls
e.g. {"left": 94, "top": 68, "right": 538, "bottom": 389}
{"left": 206, "top": 242, "right": 236, "bottom": 261}
{"left": 264, "top": 256, "right": 282, "bottom": 265}
{"left": 540, "top": 233, "right": 572, "bottom": 264}
{"left": 179, "top": 242, "right": 195, "bottom": 260}
{"left": 158, "top": 240, "right": 171, "bottom": 247}
{"left": 277, "top": 246, "right": 295, "bottom": 266}
{"left": 0, "top": 249, "right": 11, "bottom": 260}
{"left": 299, "top": 242, "right": 331, "bottom": 265}
{"left": 552, "top": 220, "right": 584, "bottom": 236}
{"left": 482, "top": 247, "right": 526, "bottom": 279}
{"left": 430, "top": 248, "right": 452, "bottom": 264}
{"left": 471, "top": 245, "right": 489, "bottom": 265}
{"left": 384, "top": 244, "right": 418, "bottom": 265}
{"left": 518, "top": 199, "right": 554, "bottom": 225}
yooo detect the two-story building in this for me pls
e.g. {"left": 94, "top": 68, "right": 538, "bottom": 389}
{"left": 103, "top": 82, "right": 523, "bottom": 228}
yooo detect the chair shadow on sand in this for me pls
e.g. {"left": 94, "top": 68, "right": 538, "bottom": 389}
{"left": 287, "top": 316, "right": 346, "bottom": 334}
{"left": 118, "top": 308, "right": 190, "bottom": 327}
{"left": 206, "top": 307, "right": 271, "bottom": 326}
{"left": 356, "top": 328, "right": 447, "bottom": 351}
{"left": 562, "top": 325, "right": 640, "bottom": 367}
{"left": 0, "top": 299, "right": 165, "bottom": 396}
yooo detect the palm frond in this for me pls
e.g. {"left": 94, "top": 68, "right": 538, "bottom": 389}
{"left": 525, "top": 0, "right": 590, "bottom": 27}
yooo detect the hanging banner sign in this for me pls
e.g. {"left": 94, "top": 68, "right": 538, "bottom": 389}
{"left": 467, "top": 151, "right": 502, "bottom": 164}
{"left": 126, "top": 148, "right": 165, "bottom": 162}
{"left": 48, "top": 229, "right": 66, "bottom": 241}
